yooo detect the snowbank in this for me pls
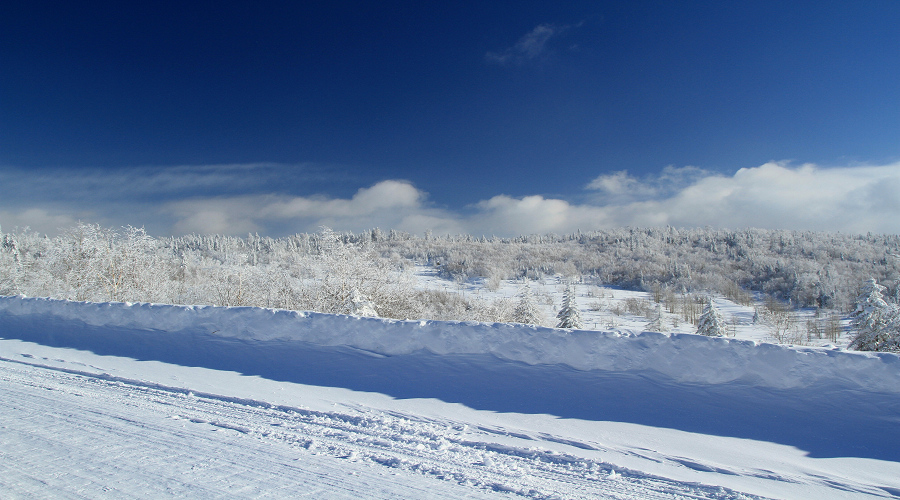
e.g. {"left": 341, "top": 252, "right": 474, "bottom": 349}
{"left": 2, "top": 295, "right": 898, "bottom": 393}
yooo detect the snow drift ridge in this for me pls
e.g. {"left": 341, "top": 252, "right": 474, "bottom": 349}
{"left": 2, "top": 295, "right": 898, "bottom": 394}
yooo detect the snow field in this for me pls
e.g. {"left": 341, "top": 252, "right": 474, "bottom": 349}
{"left": 416, "top": 266, "right": 847, "bottom": 348}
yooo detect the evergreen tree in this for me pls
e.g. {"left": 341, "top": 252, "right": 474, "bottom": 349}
{"left": 697, "top": 298, "right": 726, "bottom": 337}
{"left": 345, "top": 289, "right": 378, "bottom": 317}
{"left": 849, "top": 278, "right": 899, "bottom": 351}
{"left": 645, "top": 303, "right": 665, "bottom": 332}
{"left": 556, "top": 284, "right": 584, "bottom": 329}
{"left": 513, "top": 281, "right": 544, "bottom": 325}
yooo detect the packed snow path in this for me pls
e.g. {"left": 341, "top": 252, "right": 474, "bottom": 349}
{"left": 2, "top": 355, "right": 758, "bottom": 499}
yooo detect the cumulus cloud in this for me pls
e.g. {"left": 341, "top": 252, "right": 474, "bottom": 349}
{"left": 470, "top": 195, "right": 609, "bottom": 236}
{"left": 485, "top": 24, "right": 573, "bottom": 66}
{"left": 580, "top": 161, "right": 900, "bottom": 233}
{"left": 658, "top": 162, "right": 900, "bottom": 233}
{"left": 163, "top": 181, "right": 464, "bottom": 236}
{"left": 471, "top": 162, "right": 900, "bottom": 235}
{"left": 263, "top": 180, "right": 422, "bottom": 219}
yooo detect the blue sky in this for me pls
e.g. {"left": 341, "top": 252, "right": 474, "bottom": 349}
{"left": 2, "top": 1, "right": 899, "bottom": 237}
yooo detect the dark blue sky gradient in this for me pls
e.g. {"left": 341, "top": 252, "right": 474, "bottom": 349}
{"left": 2, "top": 0, "right": 898, "bottom": 209}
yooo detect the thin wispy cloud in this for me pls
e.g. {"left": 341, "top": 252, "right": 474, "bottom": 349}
{"left": 0, "top": 163, "right": 336, "bottom": 204}
{"left": 485, "top": 23, "right": 574, "bottom": 66}
{"left": 2, "top": 162, "right": 900, "bottom": 237}
{"left": 0, "top": 163, "right": 348, "bottom": 235}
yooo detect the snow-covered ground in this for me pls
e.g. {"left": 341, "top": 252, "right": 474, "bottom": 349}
{"left": 414, "top": 265, "right": 849, "bottom": 348}
{"left": 2, "top": 271, "right": 900, "bottom": 499}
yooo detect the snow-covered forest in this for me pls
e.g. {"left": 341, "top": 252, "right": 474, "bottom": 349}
{"left": 2, "top": 222, "right": 900, "bottom": 350}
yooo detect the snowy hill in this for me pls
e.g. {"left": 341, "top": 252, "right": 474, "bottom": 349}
{"left": 2, "top": 295, "right": 900, "bottom": 499}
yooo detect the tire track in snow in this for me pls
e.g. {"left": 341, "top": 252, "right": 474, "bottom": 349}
{"left": 1, "top": 356, "right": 767, "bottom": 499}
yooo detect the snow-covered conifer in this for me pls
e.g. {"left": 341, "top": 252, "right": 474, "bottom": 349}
{"left": 849, "top": 278, "right": 899, "bottom": 351}
{"left": 696, "top": 298, "right": 726, "bottom": 337}
{"left": 645, "top": 303, "right": 665, "bottom": 332}
{"left": 345, "top": 289, "right": 378, "bottom": 317}
{"left": 556, "top": 284, "right": 584, "bottom": 329}
{"left": 513, "top": 281, "right": 544, "bottom": 325}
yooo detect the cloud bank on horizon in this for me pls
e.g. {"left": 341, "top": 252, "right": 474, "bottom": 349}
{"left": 2, "top": 162, "right": 898, "bottom": 238}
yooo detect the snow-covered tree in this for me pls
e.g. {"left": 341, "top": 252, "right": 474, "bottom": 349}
{"left": 313, "top": 226, "right": 406, "bottom": 316}
{"left": 849, "top": 278, "right": 899, "bottom": 352}
{"left": 556, "top": 284, "right": 583, "bottom": 329}
{"left": 852, "top": 315, "right": 900, "bottom": 352}
{"left": 345, "top": 289, "right": 378, "bottom": 317}
{"left": 696, "top": 298, "right": 726, "bottom": 337}
{"left": 850, "top": 279, "right": 892, "bottom": 332}
{"left": 513, "top": 281, "right": 544, "bottom": 325}
{"left": 645, "top": 303, "right": 665, "bottom": 332}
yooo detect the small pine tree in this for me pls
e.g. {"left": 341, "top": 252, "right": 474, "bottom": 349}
{"left": 645, "top": 303, "right": 665, "bottom": 332}
{"left": 850, "top": 279, "right": 891, "bottom": 333}
{"left": 557, "top": 284, "right": 584, "bottom": 329}
{"left": 697, "top": 298, "right": 726, "bottom": 337}
{"left": 513, "top": 282, "right": 544, "bottom": 325}
{"left": 849, "top": 278, "right": 899, "bottom": 351}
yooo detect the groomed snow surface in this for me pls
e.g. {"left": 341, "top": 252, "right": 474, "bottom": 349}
{"left": 2, "top": 293, "right": 900, "bottom": 499}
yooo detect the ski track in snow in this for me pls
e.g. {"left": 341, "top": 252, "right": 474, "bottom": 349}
{"left": 1, "top": 356, "right": 760, "bottom": 500}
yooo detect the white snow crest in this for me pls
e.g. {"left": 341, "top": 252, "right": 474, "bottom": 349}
{"left": 2, "top": 295, "right": 899, "bottom": 393}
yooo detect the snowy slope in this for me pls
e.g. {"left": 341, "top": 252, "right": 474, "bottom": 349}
{"left": 2, "top": 295, "right": 900, "bottom": 499}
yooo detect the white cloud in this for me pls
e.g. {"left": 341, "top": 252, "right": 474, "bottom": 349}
{"left": 162, "top": 181, "right": 462, "bottom": 236}
{"left": 589, "top": 162, "right": 900, "bottom": 233}
{"left": 166, "top": 197, "right": 268, "bottom": 236}
{"left": 585, "top": 170, "right": 655, "bottom": 204}
{"left": 470, "top": 195, "right": 609, "bottom": 235}
{"left": 0, "top": 208, "right": 82, "bottom": 235}
{"left": 468, "top": 162, "right": 900, "bottom": 235}
{"left": 586, "top": 165, "right": 712, "bottom": 205}
{"left": 262, "top": 180, "right": 422, "bottom": 219}
{"left": 0, "top": 163, "right": 332, "bottom": 205}
{"left": 485, "top": 24, "right": 571, "bottom": 66}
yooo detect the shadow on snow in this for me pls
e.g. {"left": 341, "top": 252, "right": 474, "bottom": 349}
{"left": 4, "top": 315, "right": 899, "bottom": 463}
